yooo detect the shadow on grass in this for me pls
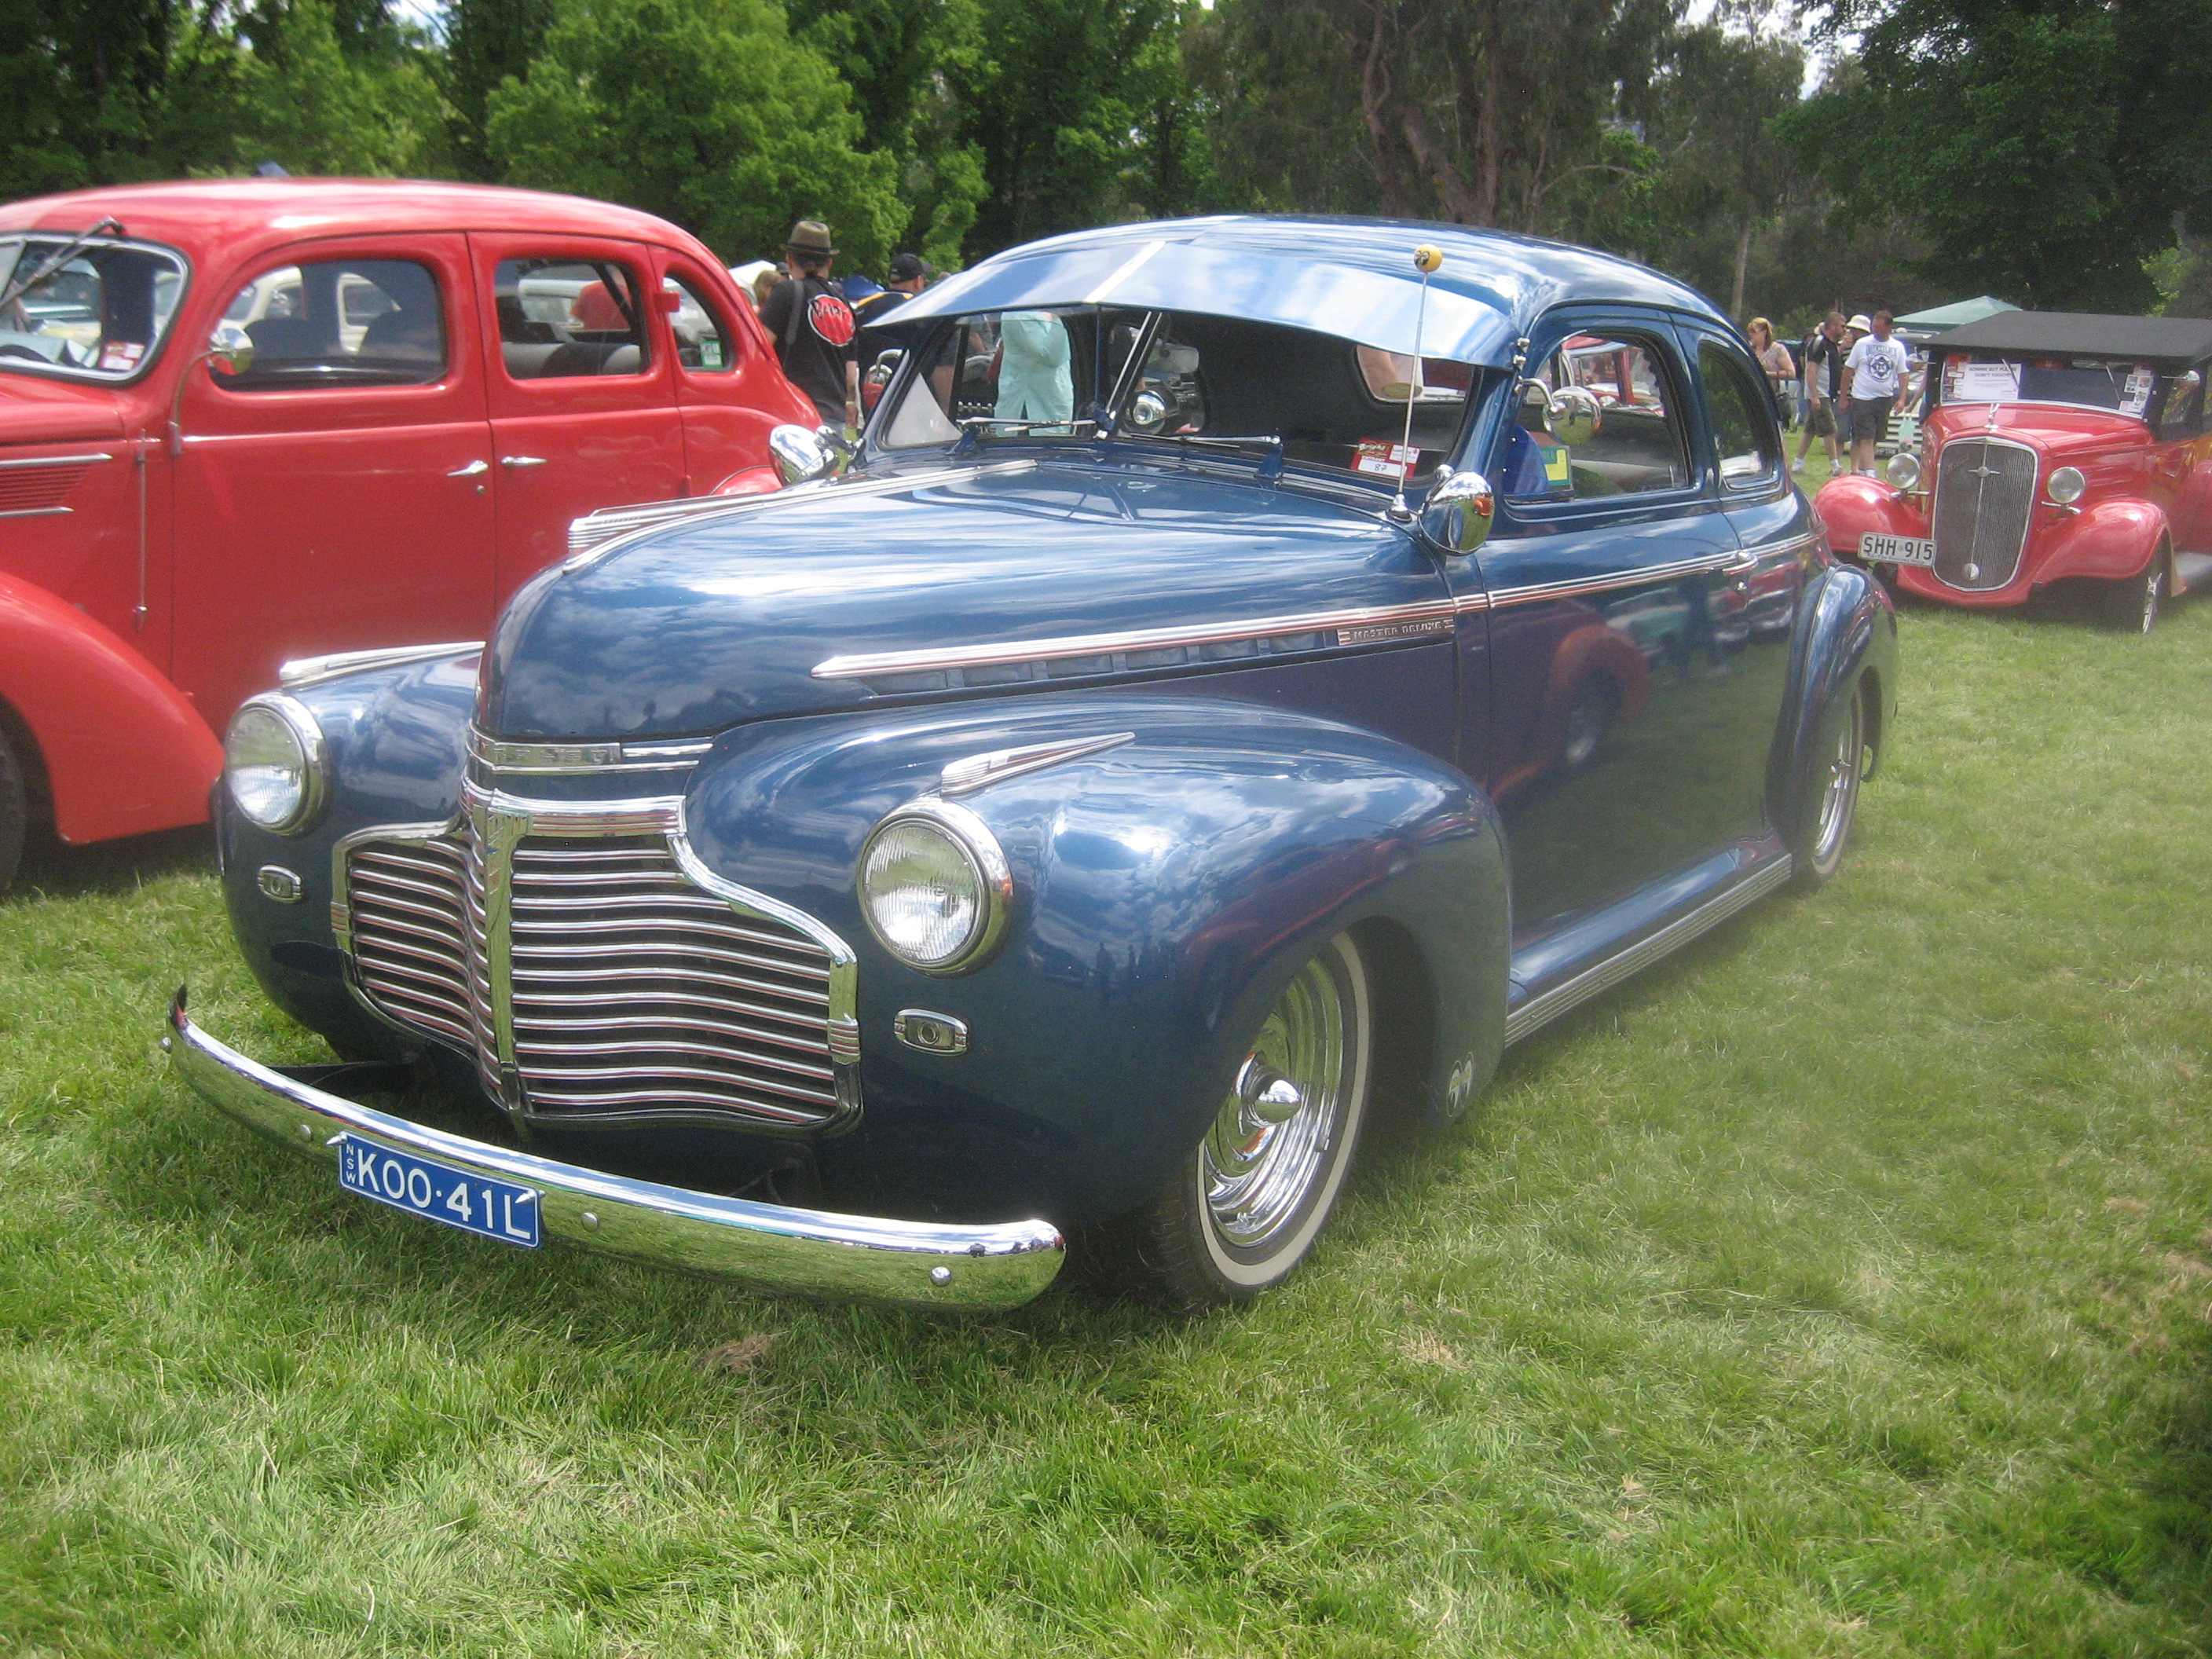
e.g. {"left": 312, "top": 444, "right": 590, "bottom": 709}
{"left": 7, "top": 823, "right": 215, "bottom": 903}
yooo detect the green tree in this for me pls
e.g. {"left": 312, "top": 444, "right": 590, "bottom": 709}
{"left": 443, "top": 0, "right": 557, "bottom": 178}
{"left": 1789, "top": 0, "right": 2212, "bottom": 310}
{"left": 485, "top": 0, "right": 905, "bottom": 266}
{"left": 228, "top": 0, "right": 451, "bottom": 177}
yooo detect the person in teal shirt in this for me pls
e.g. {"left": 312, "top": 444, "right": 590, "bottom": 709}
{"left": 995, "top": 311, "right": 1073, "bottom": 422}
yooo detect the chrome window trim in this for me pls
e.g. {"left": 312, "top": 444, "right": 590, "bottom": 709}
{"left": 280, "top": 640, "right": 483, "bottom": 690}
{"left": 857, "top": 797, "right": 1013, "bottom": 976}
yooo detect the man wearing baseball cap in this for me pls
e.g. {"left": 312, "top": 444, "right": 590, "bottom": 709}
{"left": 853, "top": 251, "right": 934, "bottom": 375}
{"left": 757, "top": 219, "right": 859, "bottom": 427}
{"left": 1841, "top": 311, "right": 1909, "bottom": 476}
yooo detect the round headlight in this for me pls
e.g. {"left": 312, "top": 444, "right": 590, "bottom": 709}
{"left": 1885, "top": 452, "right": 1921, "bottom": 491}
{"left": 857, "top": 802, "right": 1010, "bottom": 973}
{"left": 2047, "top": 466, "right": 2086, "bottom": 505}
{"left": 224, "top": 694, "right": 326, "bottom": 834}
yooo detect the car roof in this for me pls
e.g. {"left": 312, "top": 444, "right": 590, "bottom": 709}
{"left": 1933, "top": 310, "right": 2212, "bottom": 369}
{"left": 0, "top": 178, "right": 707, "bottom": 258}
{"left": 890, "top": 214, "right": 1726, "bottom": 368}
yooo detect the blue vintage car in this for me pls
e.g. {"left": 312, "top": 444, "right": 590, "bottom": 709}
{"left": 170, "top": 217, "right": 1898, "bottom": 1311}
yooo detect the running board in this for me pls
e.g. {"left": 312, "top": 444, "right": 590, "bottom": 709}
{"left": 1503, "top": 854, "right": 1794, "bottom": 1046}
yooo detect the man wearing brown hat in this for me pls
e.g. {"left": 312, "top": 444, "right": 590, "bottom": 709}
{"left": 758, "top": 219, "right": 859, "bottom": 428}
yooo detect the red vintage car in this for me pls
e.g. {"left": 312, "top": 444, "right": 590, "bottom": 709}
{"left": 0, "top": 179, "right": 819, "bottom": 888}
{"left": 1815, "top": 312, "right": 2212, "bottom": 632}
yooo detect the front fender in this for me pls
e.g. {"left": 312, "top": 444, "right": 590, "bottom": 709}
{"left": 0, "top": 571, "right": 222, "bottom": 844}
{"left": 2029, "top": 496, "right": 2166, "bottom": 585}
{"left": 683, "top": 694, "right": 1510, "bottom": 1223}
{"left": 1774, "top": 561, "right": 1897, "bottom": 833}
{"left": 1811, "top": 474, "right": 1925, "bottom": 556}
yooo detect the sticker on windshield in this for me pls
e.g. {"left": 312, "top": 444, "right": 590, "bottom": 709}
{"left": 1947, "top": 360, "right": 2020, "bottom": 402}
{"left": 1353, "top": 439, "right": 1419, "bottom": 480}
{"left": 2122, "top": 368, "right": 2155, "bottom": 418}
{"left": 97, "top": 340, "right": 144, "bottom": 373}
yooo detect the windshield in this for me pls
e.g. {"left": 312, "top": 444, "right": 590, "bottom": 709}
{"left": 1939, "top": 353, "right": 2159, "bottom": 419}
{"left": 0, "top": 234, "right": 188, "bottom": 383}
{"left": 879, "top": 306, "right": 1475, "bottom": 482}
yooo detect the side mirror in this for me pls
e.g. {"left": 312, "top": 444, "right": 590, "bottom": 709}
{"left": 1126, "top": 388, "right": 1170, "bottom": 434}
{"left": 866, "top": 349, "right": 903, "bottom": 390}
{"left": 1545, "top": 384, "right": 1602, "bottom": 447}
{"left": 768, "top": 423, "right": 852, "bottom": 485}
{"left": 1417, "top": 470, "right": 1495, "bottom": 557}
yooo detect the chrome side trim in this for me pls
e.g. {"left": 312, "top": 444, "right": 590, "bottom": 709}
{"left": 1503, "top": 854, "right": 1794, "bottom": 1046}
{"left": 940, "top": 731, "right": 1134, "bottom": 796}
{"left": 165, "top": 991, "right": 1061, "bottom": 1309}
{"left": 0, "top": 451, "right": 114, "bottom": 469}
{"left": 562, "top": 460, "right": 1042, "bottom": 572}
{"left": 811, "top": 548, "right": 1761, "bottom": 684}
{"left": 280, "top": 641, "right": 483, "bottom": 690}
{"left": 0, "top": 506, "right": 70, "bottom": 518}
{"left": 467, "top": 729, "right": 716, "bottom": 776}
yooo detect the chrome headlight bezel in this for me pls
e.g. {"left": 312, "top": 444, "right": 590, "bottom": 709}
{"left": 223, "top": 692, "right": 329, "bottom": 836}
{"left": 2047, "top": 465, "right": 2086, "bottom": 505}
{"left": 1884, "top": 451, "right": 1921, "bottom": 491}
{"left": 856, "top": 798, "right": 1013, "bottom": 976}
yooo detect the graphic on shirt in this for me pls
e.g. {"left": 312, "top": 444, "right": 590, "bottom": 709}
{"left": 808, "top": 292, "right": 856, "bottom": 347}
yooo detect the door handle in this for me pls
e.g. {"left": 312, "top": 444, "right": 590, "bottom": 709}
{"left": 501, "top": 456, "right": 548, "bottom": 470}
{"left": 447, "top": 460, "right": 489, "bottom": 478}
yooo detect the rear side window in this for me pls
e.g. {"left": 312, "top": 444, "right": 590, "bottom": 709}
{"left": 664, "top": 272, "right": 736, "bottom": 373}
{"left": 1700, "top": 340, "right": 1781, "bottom": 488}
{"left": 496, "top": 257, "right": 648, "bottom": 379}
{"left": 1503, "top": 333, "right": 1690, "bottom": 502}
{"left": 218, "top": 259, "right": 446, "bottom": 389}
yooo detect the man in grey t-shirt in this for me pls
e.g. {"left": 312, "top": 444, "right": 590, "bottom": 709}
{"left": 1842, "top": 310, "right": 1910, "bottom": 475}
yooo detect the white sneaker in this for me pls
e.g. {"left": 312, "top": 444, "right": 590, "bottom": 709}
{"left": 1790, "top": 457, "right": 1804, "bottom": 474}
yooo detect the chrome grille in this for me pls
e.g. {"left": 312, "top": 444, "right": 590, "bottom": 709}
{"left": 342, "top": 828, "right": 848, "bottom": 1130}
{"left": 1932, "top": 437, "right": 2037, "bottom": 590}
{"left": 506, "top": 837, "right": 841, "bottom": 1126}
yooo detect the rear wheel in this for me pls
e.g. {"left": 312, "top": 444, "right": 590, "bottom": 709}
{"left": 0, "top": 728, "right": 26, "bottom": 895}
{"left": 1078, "top": 931, "right": 1374, "bottom": 1309}
{"left": 2103, "top": 550, "right": 2166, "bottom": 634}
{"left": 1790, "top": 674, "right": 1866, "bottom": 890}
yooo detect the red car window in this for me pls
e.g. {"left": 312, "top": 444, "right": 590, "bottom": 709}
{"left": 217, "top": 258, "right": 447, "bottom": 390}
{"left": 493, "top": 256, "right": 650, "bottom": 380}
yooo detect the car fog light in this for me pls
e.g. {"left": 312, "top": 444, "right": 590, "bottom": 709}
{"left": 2047, "top": 466, "right": 2086, "bottom": 505}
{"left": 858, "top": 801, "right": 1011, "bottom": 973}
{"left": 225, "top": 694, "right": 327, "bottom": 835}
{"left": 1884, "top": 452, "right": 1921, "bottom": 491}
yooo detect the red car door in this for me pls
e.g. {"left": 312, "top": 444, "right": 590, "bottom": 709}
{"left": 168, "top": 233, "right": 495, "bottom": 729}
{"left": 471, "top": 233, "right": 686, "bottom": 602}
{"left": 656, "top": 254, "right": 804, "bottom": 493}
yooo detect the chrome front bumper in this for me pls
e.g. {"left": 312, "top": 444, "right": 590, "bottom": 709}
{"left": 164, "top": 991, "right": 1064, "bottom": 1310}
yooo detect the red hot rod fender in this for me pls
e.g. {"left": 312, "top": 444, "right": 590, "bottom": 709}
{"left": 2026, "top": 496, "right": 2170, "bottom": 586}
{"left": 0, "top": 570, "right": 224, "bottom": 844}
{"left": 1811, "top": 473, "right": 1924, "bottom": 558}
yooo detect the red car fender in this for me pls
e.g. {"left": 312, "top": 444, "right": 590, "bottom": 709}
{"left": 710, "top": 466, "right": 783, "bottom": 498}
{"left": 1811, "top": 474, "right": 1926, "bottom": 555}
{"left": 2027, "top": 496, "right": 2168, "bottom": 585}
{"left": 0, "top": 572, "right": 224, "bottom": 844}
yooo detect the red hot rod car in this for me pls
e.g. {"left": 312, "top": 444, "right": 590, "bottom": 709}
{"left": 1815, "top": 311, "right": 2212, "bottom": 632}
{"left": 0, "top": 179, "right": 819, "bottom": 888}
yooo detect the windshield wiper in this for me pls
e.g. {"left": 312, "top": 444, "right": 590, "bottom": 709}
{"left": 1115, "top": 430, "right": 1287, "bottom": 480}
{"left": 950, "top": 416, "right": 1099, "bottom": 456}
{"left": 0, "top": 217, "right": 122, "bottom": 314}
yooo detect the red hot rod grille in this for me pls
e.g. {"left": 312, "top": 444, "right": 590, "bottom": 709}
{"left": 1932, "top": 437, "right": 2038, "bottom": 591}
{"left": 342, "top": 830, "right": 848, "bottom": 1130}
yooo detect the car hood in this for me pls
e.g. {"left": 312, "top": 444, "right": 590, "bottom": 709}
{"left": 480, "top": 456, "right": 1436, "bottom": 742}
{"left": 0, "top": 373, "right": 126, "bottom": 445}
{"left": 1928, "top": 402, "right": 2150, "bottom": 465}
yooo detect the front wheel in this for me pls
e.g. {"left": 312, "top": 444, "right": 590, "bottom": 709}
{"left": 1790, "top": 674, "right": 1866, "bottom": 890}
{"left": 1077, "top": 931, "right": 1374, "bottom": 1309}
{"left": 2102, "top": 551, "right": 2166, "bottom": 634}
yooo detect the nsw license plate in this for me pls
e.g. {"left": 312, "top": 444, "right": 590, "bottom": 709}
{"left": 1859, "top": 532, "right": 1936, "bottom": 566}
{"left": 337, "top": 1135, "right": 540, "bottom": 1247}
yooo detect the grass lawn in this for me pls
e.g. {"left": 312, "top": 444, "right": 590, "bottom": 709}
{"left": 4, "top": 591, "right": 2211, "bottom": 1656}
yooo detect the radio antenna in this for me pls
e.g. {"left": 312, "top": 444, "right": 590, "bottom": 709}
{"left": 1390, "top": 244, "right": 1443, "bottom": 521}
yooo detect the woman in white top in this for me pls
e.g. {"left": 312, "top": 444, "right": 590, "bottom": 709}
{"left": 1748, "top": 317, "right": 1794, "bottom": 422}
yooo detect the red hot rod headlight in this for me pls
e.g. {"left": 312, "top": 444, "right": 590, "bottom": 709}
{"left": 858, "top": 800, "right": 1012, "bottom": 974}
{"left": 2047, "top": 466, "right": 2086, "bottom": 505}
{"left": 224, "top": 694, "right": 329, "bottom": 836}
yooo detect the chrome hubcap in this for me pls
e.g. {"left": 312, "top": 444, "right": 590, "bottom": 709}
{"left": 1813, "top": 692, "right": 1863, "bottom": 866}
{"left": 1203, "top": 953, "right": 1350, "bottom": 1251}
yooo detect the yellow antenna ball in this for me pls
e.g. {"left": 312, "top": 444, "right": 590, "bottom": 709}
{"left": 1413, "top": 244, "right": 1443, "bottom": 274}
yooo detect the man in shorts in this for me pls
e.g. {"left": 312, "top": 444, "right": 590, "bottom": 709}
{"left": 1793, "top": 312, "right": 1846, "bottom": 476}
{"left": 1842, "top": 310, "right": 1910, "bottom": 476}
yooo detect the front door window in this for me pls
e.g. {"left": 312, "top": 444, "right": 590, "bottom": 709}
{"left": 216, "top": 258, "right": 447, "bottom": 387}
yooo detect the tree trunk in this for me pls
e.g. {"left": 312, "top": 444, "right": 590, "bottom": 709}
{"left": 1730, "top": 213, "right": 1754, "bottom": 320}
